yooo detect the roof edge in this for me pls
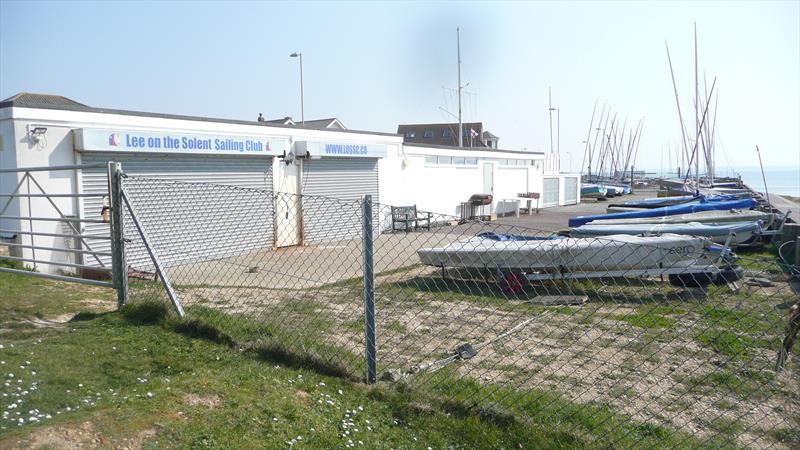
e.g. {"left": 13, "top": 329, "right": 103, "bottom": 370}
{"left": 403, "top": 142, "right": 543, "bottom": 155}
{"left": 0, "top": 103, "right": 401, "bottom": 139}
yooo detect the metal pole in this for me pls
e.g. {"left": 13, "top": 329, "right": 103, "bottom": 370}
{"left": 121, "top": 190, "right": 185, "bottom": 318}
{"left": 109, "top": 162, "right": 128, "bottom": 307}
{"left": 756, "top": 146, "right": 771, "bottom": 209}
{"left": 457, "top": 28, "right": 463, "bottom": 148}
{"left": 556, "top": 108, "right": 560, "bottom": 155}
{"left": 362, "top": 194, "right": 377, "bottom": 384}
{"left": 299, "top": 53, "right": 305, "bottom": 126}
{"left": 25, "top": 173, "right": 36, "bottom": 270}
{"left": 548, "top": 87, "right": 554, "bottom": 153}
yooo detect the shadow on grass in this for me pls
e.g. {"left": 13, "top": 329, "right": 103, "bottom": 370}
{"left": 172, "top": 318, "right": 238, "bottom": 349}
{"left": 247, "top": 342, "right": 359, "bottom": 382}
{"left": 121, "top": 301, "right": 169, "bottom": 325}
{"left": 69, "top": 311, "right": 115, "bottom": 322}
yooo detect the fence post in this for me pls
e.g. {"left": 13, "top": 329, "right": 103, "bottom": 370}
{"left": 362, "top": 194, "right": 377, "bottom": 384}
{"left": 109, "top": 162, "right": 128, "bottom": 308}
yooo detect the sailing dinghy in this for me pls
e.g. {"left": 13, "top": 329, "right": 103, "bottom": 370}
{"left": 569, "top": 221, "right": 762, "bottom": 245}
{"left": 417, "top": 233, "right": 712, "bottom": 272}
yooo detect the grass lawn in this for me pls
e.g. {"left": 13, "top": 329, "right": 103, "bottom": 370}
{"left": 0, "top": 266, "right": 732, "bottom": 449}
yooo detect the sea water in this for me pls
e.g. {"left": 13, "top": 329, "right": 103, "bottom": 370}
{"left": 725, "top": 167, "right": 800, "bottom": 197}
{"left": 649, "top": 166, "right": 799, "bottom": 197}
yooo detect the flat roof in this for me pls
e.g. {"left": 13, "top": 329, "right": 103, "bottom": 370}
{"left": 403, "top": 142, "right": 544, "bottom": 156}
{"left": 0, "top": 92, "right": 400, "bottom": 138}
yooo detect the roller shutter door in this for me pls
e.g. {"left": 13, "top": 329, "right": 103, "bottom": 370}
{"left": 80, "top": 153, "right": 274, "bottom": 269}
{"left": 300, "top": 157, "right": 378, "bottom": 243}
{"left": 564, "top": 177, "right": 578, "bottom": 205}
{"left": 543, "top": 178, "right": 560, "bottom": 207}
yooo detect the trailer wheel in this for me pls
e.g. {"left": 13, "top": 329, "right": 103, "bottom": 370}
{"left": 669, "top": 272, "right": 715, "bottom": 288}
{"left": 716, "top": 266, "right": 744, "bottom": 284}
{"left": 501, "top": 272, "right": 526, "bottom": 295}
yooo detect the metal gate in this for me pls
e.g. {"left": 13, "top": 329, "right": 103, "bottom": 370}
{"left": 0, "top": 163, "right": 125, "bottom": 304}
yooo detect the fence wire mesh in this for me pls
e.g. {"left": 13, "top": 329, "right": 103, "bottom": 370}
{"left": 121, "top": 175, "right": 799, "bottom": 449}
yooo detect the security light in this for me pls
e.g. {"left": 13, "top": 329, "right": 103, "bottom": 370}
{"left": 30, "top": 127, "right": 47, "bottom": 143}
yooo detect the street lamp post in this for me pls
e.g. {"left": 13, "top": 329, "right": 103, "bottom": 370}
{"left": 290, "top": 52, "right": 304, "bottom": 126}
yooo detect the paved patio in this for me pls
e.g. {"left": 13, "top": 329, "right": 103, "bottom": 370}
{"left": 162, "top": 191, "right": 659, "bottom": 290}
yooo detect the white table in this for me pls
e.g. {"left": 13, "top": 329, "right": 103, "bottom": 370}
{"left": 500, "top": 199, "right": 522, "bottom": 217}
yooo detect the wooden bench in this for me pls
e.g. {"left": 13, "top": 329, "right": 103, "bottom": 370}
{"left": 391, "top": 205, "right": 431, "bottom": 232}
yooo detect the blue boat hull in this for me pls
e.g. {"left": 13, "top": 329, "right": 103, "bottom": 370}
{"left": 568, "top": 198, "right": 758, "bottom": 227}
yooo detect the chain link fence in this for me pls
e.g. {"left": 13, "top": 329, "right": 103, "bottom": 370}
{"left": 121, "top": 175, "right": 799, "bottom": 448}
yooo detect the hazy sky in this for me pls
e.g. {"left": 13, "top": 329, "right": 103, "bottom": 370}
{"left": 1, "top": 1, "right": 798, "bottom": 172}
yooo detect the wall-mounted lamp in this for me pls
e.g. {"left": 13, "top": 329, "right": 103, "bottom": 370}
{"left": 30, "top": 127, "right": 47, "bottom": 143}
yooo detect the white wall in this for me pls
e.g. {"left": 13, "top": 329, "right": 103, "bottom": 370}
{"left": 380, "top": 144, "right": 547, "bottom": 217}
{"left": 1, "top": 105, "right": 403, "bottom": 274}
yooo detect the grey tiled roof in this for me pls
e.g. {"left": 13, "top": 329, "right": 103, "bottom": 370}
{"left": 0, "top": 92, "right": 90, "bottom": 110}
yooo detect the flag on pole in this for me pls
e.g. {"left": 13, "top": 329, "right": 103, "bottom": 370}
{"left": 470, "top": 128, "right": 479, "bottom": 138}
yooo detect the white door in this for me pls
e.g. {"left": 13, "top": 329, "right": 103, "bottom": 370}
{"left": 543, "top": 178, "right": 560, "bottom": 206}
{"left": 275, "top": 159, "right": 302, "bottom": 247}
{"left": 564, "top": 177, "right": 578, "bottom": 204}
{"left": 301, "top": 157, "right": 379, "bottom": 243}
{"left": 483, "top": 162, "right": 494, "bottom": 212}
{"left": 483, "top": 162, "right": 494, "bottom": 196}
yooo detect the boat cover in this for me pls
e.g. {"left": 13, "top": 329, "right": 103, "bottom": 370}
{"left": 614, "top": 194, "right": 748, "bottom": 209}
{"left": 417, "top": 233, "right": 710, "bottom": 271}
{"left": 585, "top": 209, "right": 773, "bottom": 226}
{"left": 570, "top": 221, "right": 761, "bottom": 245}
{"left": 568, "top": 198, "right": 757, "bottom": 227}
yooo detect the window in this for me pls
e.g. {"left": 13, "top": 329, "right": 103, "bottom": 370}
{"left": 466, "top": 157, "right": 478, "bottom": 165}
{"left": 425, "top": 156, "right": 436, "bottom": 164}
{"left": 442, "top": 129, "right": 452, "bottom": 138}
{"left": 423, "top": 130, "right": 434, "bottom": 138}
{"left": 453, "top": 157, "right": 465, "bottom": 165}
{"left": 438, "top": 156, "right": 452, "bottom": 164}
{"left": 404, "top": 131, "right": 416, "bottom": 139}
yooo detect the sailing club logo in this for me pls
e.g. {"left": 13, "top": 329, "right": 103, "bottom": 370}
{"left": 108, "top": 133, "right": 122, "bottom": 146}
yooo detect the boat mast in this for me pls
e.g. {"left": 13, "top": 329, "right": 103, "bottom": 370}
{"left": 665, "top": 41, "right": 691, "bottom": 185}
{"left": 457, "top": 27, "right": 463, "bottom": 148}
{"left": 694, "top": 22, "right": 700, "bottom": 189}
{"left": 589, "top": 103, "right": 607, "bottom": 181}
{"left": 581, "top": 100, "right": 598, "bottom": 180}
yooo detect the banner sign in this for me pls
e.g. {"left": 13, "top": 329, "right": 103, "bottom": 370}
{"left": 296, "top": 141, "right": 387, "bottom": 158}
{"left": 74, "top": 128, "right": 288, "bottom": 155}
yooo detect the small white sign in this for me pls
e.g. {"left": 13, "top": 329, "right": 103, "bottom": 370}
{"left": 296, "top": 141, "right": 387, "bottom": 158}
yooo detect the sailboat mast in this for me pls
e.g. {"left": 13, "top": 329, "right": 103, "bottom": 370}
{"left": 581, "top": 100, "right": 598, "bottom": 178}
{"left": 665, "top": 41, "right": 691, "bottom": 184}
{"left": 694, "top": 22, "right": 700, "bottom": 188}
{"left": 457, "top": 27, "right": 463, "bottom": 148}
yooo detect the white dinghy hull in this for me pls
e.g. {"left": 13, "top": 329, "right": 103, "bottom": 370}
{"left": 417, "top": 234, "right": 711, "bottom": 272}
{"left": 585, "top": 209, "right": 773, "bottom": 226}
